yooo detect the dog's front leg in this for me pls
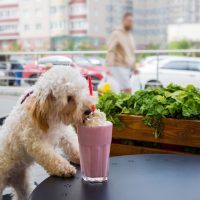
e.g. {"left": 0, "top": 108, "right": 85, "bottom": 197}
{"left": 60, "top": 137, "right": 80, "bottom": 165}
{"left": 0, "top": 177, "right": 5, "bottom": 200}
{"left": 26, "top": 141, "right": 76, "bottom": 177}
{"left": 11, "top": 169, "right": 30, "bottom": 200}
{"left": 60, "top": 127, "right": 80, "bottom": 164}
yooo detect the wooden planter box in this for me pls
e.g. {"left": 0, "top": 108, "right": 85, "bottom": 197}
{"left": 111, "top": 115, "right": 200, "bottom": 156}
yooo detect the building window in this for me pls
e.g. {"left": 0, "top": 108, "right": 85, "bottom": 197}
{"left": 0, "top": 24, "right": 18, "bottom": 33}
{"left": 70, "top": 21, "right": 87, "bottom": 30}
{"left": 5, "top": 10, "right": 10, "bottom": 17}
{"left": 51, "top": 21, "right": 66, "bottom": 30}
{"left": 35, "top": 8, "right": 41, "bottom": 17}
{"left": 0, "top": 9, "right": 18, "bottom": 19}
{"left": 94, "top": 11, "right": 99, "bottom": 17}
{"left": 50, "top": 5, "right": 65, "bottom": 15}
{"left": 70, "top": 4, "right": 86, "bottom": 15}
{"left": 0, "top": 12, "right": 3, "bottom": 18}
{"left": 94, "top": 25, "right": 99, "bottom": 32}
{"left": 24, "top": 10, "right": 30, "bottom": 18}
{"left": 11, "top": 10, "right": 17, "bottom": 18}
{"left": 36, "top": 24, "right": 42, "bottom": 30}
{"left": 50, "top": 6, "right": 57, "bottom": 14}
{"left": 24, "top": 24, "right": 30, "bottom": 31}
{"left": 60, "top": 21, "right": 65, "bottom": 29}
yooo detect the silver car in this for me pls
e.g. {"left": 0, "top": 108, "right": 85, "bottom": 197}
{"left": 139, "top": 57, "right": 200, "bottom": 88}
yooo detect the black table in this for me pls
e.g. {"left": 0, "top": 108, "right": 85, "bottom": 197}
{"left": 0, "top": 116, "right": 6, "bottom": 125}
{"left": 29, "top": 154, "right": 200, "bottom": 200}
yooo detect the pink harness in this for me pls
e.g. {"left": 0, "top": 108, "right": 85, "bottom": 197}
{"left": 21, "top": 91, "right": 33, "bottom": 104}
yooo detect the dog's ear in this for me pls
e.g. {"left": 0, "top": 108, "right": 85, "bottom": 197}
{"left": 26, "top": 92, "right": 55, "bottom": 132}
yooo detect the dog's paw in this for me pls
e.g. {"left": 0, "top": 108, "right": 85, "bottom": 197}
{"left": 62, "top": 164, "right": 77, "bottom": 177}
{"left": 70, "top": 150, "right": 80, "bottom": 165}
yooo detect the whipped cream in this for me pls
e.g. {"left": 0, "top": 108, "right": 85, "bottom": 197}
{"left": 84, "top": 109, "right": 109, "bottom": 127}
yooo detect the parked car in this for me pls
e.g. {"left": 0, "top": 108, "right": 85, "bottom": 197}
{"left": 23, "top": 55, "right": 103, "bottom": 90}
{"left": 0, "top": 61, "right": 6, "bottom": 85}
{"left": 23, "top": 63, "right": 41, "bottom": 85}
{"left": 139, "top": 57, "right": 200, "bottom": 88}
{"left": 70, "top": 55, "right": 108, "bottom": 80}
{"left": 24, "top": 56, "right": 83, "bottom": 84}
{"left": 0, "top": 58, "right": 24, "bottom": 86}
{"left": 87, "top": 56, "right": 106, "bottom": 66}
{"left": 140, "top": 55, "right": 185, "bottom": 67}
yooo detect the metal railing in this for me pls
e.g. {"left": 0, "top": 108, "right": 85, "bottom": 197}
{"left": 0, "top": 49, "right": 200, "bottom": 87}
{"left": 0, "top": 49, "right": 200, "bottom": 55}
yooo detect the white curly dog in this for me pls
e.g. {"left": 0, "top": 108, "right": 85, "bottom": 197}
{"left": 0, "top": 66, "right": 93, "bottom": 200}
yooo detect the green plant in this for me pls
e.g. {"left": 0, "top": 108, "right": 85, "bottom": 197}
{"left": 168, "top": 39, "right": 191, "bottom": 50}
{"left": 143, "top": 117, "right": 163, "bottom": 138}
{"left": 97, "top": 84, "right": 200, "bottom": 137}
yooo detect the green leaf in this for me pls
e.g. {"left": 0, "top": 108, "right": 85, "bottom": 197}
{"left": 97, "top": 84, "right": 200, "bottom": 136}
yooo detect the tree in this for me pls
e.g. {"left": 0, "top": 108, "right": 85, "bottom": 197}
{"left": 168, "top": 39, "right": 191, "bottom": 50}
{"left": 9, "top": 41, "right": 22, "bottom": 52}
{"left": 145, "top": 43, "right": 160, "bottom": 50}
{"left": 63, "top": 40, "right": 76, "bottom": 51}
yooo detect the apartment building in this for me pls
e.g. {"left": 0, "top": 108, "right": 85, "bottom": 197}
{"left": 68, "top": 0, "right": 133, "bottom": 37}
{"left": 133, "top": 0, "right": 170, "bottom": 48}
{"left": 53, "top": 0, "right": 133, "bottom": 49}
{"left": 51, "top": 0, "right": 200, "bottom": 49}
{"left": 1, "top": 0, "right": 199, "bottom": 50}
{"left": 88, "top": 0, "right": 133, "bottom": 38}
{"left": 0, "top": 0, "right": 19, "bottom": 50}
{"left": 170, "top": 0, "right": 200, "bottom": 23}
{"left": 50, "top": 0, "right": 69, "bottom": 37}
{"left": 18, "top": 0, "right": 51, "bottom": 50}
{"left": 68, "top": 0, "right": 87, "bottom": 36}
{"left": 133, "top": 0, "right": 200, "bottom": 48}
{"left": 0, "top": 0, "right": 133, "bottom": 50}
{"left": 167, "top": 0, "right": 200, "bottom": 42}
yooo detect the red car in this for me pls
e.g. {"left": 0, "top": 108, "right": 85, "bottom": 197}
{"left": 69, "top": 55, "right": 109, "bottom": 80}
{"left": 23, "top": 55, "right": 107, "bottom": 89}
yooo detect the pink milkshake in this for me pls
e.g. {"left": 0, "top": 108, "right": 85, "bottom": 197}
{"left": 77, "top": 122, "right": 113, "bottom": 182}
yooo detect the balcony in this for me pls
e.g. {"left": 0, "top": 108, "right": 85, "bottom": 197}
{"left": 69, "top": 2, "right": 87, "bottom": 18}
{"left": 0, "top": 18, "right": 19, "bottom": 23}
{"left": 0, "top": 4, "right": 18, "bottom": 9}
{"left": 0, "top": 32, "right": 19, "bottom": 40}
{"left": 69, "top": 0, "right": 86, "bottom": 5}
{"left": 0, "top": 22, "right": 19, "bottom": 39}
{"left": 69, "top": 14, "right": 87, "bottom": 20}
{"left": 69, "top": 29, "right": 87, "bottom": 35}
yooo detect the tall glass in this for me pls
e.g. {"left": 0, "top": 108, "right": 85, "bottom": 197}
{"left": 77, "top": 122, "right": 113, "bottom": 182}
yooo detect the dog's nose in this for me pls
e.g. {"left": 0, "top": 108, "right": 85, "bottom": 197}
{"left": 84, "top": 109, "right": 92, "bottom": 116}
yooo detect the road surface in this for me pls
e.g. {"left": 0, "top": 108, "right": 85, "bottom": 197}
{"left": 0, "top": 95, "right": 19, "bottom": 118}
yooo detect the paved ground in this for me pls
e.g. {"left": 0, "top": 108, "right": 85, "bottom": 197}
{"left": 0, "top": 95, "right": 49, "bottom": 196}
{"left": 0, "top": 95, "right": 19, "bottom": 117}
{"left": 0, "top": 86, "right": 28, "bottom": 96}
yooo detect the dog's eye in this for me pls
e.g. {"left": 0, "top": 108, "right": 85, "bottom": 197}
{"left": 67, "top": 96, "right": 73, "bottom": 102}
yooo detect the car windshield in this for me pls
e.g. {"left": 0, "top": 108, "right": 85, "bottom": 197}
{"left": 88, "top": 58, "right": 100, "bottom": 65}
{"left": 0, "top": 65, "right": 6, "bottom": 70}
{"left": 73, "top": 56, "right": 91, "bottom": 67}
{"left": 38, "top": 56, "right": 72, "bottom": 65}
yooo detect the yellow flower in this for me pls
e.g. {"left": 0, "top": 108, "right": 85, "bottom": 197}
{"left": 101, "top": 83, "right": 111, "bottom": 93}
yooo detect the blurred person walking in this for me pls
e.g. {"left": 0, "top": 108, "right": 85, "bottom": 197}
{"left": 106, "top": 12, "right": 138, "bottom": 94}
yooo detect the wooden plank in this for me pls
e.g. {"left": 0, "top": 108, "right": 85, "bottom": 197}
{"left": 113, "top": 115, "right": 200, "bottom": 148}
{"left": 111, "top": 143, "right": 188, "bottom": 156}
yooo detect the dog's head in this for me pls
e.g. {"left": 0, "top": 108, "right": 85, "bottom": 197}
{"left": 25, "top": 66, "right": 94, "bottom": 132}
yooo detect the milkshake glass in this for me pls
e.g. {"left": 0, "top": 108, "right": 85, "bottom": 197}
{"left": 77, "top": 122, "right": 113, "bottom": 182}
